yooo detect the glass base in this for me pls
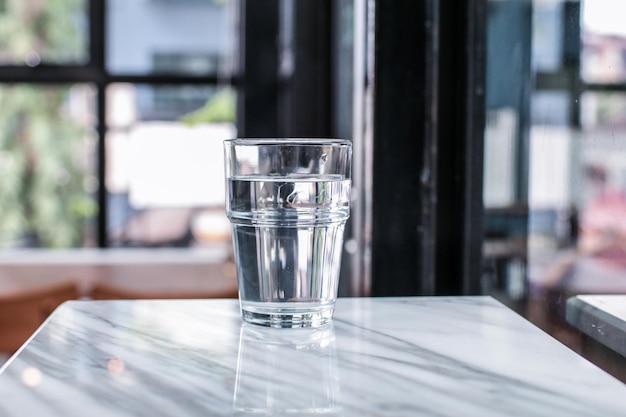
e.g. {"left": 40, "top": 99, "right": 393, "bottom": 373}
{"left": 241, "top": 305, "right": 335, "bottom": 328}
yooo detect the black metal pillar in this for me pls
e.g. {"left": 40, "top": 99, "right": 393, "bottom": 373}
{"left": 435, "top": 0, "right": 486, "bottom": 295}
{"left": 370, "top": 0, "right": 486, "bottom": 296}
{"left": 90, "top": 0, "right": 108, "bottom": 248}
{"left": 371, "top": 0, "right": 438, "bottom": 296}
{"left": 238, "top": 0, "right": 281, "bottom": 137}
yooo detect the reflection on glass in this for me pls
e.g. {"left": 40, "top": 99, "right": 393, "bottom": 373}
{"left": 105, "top": 84, "right": 236, "bottom": 248}
{"left": 581, "top": 0, "right": 626, "bottom": 83}
{"left": 0, "top": 84, "right": 97, "bottom": 248}
{"left": 542, "top": 92, "right": 626, "bottom": 290}
{"left": 486, "top": 0, "right": 626, "bottom": 380}
{"left": 581, "top": 93, "right": 626, "bottom": 129}
{"left": 233, "top": 324, "right": 341, "bottom": 416}
{"left": 0, "top": 0, "right": 88, "bottom": 65}
{"left": 106, "top": 0, "right": 236, "bottom": 76}
{"left": 482, "top": 0, "right": 532, "bottom": 303}
{"left": 532, "top": 0, "right": 563, "bottom": 72}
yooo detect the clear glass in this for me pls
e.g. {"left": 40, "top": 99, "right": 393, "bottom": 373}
{"left": 106, "top": 0, "right": 236, "bottom": 76}
{"left": 0, "top": 0, "right": 88, "bottom": 66}
{"left": 106, "top": 84, "right": 236, "bottom": 248}
{"left": 224, "top": 139, "right": 352, "bottom": 328}
{"left": 0, "top": 84, "right": 97, "bottom": 248}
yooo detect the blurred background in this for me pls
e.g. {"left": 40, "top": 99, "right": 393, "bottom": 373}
{"left": 485, "top": 0, "right": 626, "bottom": 336}
{"left": 2, "top": 0, "right": 626, "bottom": 379}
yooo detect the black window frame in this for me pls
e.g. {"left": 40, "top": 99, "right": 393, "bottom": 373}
{"left": 240, "top": 0, "right": 488, "bottom": 296}
{"left": 369, "top": 0, "right": 487, "bottom": 296}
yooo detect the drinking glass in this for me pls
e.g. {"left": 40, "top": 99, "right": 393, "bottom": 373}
{"left": 224, "top": 138, "right": 352, "bottom": 328}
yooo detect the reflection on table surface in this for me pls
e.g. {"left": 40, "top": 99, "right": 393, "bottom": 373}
{"left": 1, "top": 297, "right": 626, "bottom": 416}
{"left": 233, "top": 324, "right": 340, "bottom": 416}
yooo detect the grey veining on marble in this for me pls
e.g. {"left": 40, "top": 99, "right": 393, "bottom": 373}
{"left": 1, "top": 297, "right": 626, "bottom": 417}
{"left": 566, "top": 295, "right": 626, "bottom": 357}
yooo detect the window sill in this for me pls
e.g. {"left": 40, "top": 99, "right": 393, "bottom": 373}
{"left": 0, "top": 246, "right": 235, "bottom": 298}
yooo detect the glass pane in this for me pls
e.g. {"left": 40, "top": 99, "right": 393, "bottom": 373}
{"left": 578, "top": 92, "right": 626, "bottom": 272}
{"left": 0, "top": 84, "right": 97, "bottom": 248}
{"left": 0, "top": 0, "right": 88, "bottom": 66}
{"left": 106, "top": 0, "right": 237, "bottom": 76}
{"left": 581, "top": 92, "right": 626, "bottom": 129}
{"left": 486, "top": 0, "right": 626, "bottom": 381}
{"left": 106, "top": 84, "right": 236, "bottom": 248}
{"left": 532, "top": 1, "right": 563, "bottom": 72}
{"left": 483, "top": 0, "right": 532, "bottom": 306}
{"left": 581, "top": 0, "right": 626, "bottom": 83}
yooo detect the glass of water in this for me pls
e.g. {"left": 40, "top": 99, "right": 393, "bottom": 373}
{"left": 224, "top": 138, "right": 352, "bottom": 328}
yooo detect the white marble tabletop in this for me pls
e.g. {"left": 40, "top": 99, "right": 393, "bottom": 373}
{"left": 566, "top": 295, "right": 626, "bottom": 357}
{"left": 1, "top": 296, "right": 626, "bottom": 416}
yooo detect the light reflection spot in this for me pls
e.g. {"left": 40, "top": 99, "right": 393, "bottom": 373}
{"left": 108, "top": 357, "right": 125, "bottom": 375}
{"left": 21, "top": 367, "right": 43, "bottom": 387}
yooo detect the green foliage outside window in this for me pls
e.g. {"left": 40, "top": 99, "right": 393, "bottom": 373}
{"left": 180, "top": 89, "right": 236, "bottom": 126}
{"left": 0, "top": 0, "right": 87, "bottom": 65}
{"left": 0, "top": 0, "right": 95, "bottom": 248}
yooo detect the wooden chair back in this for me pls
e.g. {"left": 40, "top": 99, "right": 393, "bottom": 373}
{"left": 0, "top": 282, "right": 79, "bottom": 355}
{"left": 90, "top": 282, "right": 238, "bottom": 300}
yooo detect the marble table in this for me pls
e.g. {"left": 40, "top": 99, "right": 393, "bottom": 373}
{"left": 1, "top": 297, "right": 626, "bottom": 416}
{"left": 566, "top": 295, "right": 626, "bottom": 357}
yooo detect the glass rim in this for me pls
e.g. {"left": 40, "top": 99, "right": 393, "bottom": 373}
{"left": 224, "top": 138, "right": 351, "bottom": 147}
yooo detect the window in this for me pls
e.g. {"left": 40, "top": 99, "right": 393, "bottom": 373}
{"left": 0, "top": 0, "right": 238, "bottom": 249}
{"left": 481, "top": 0, "right": 626, "bottom": 381}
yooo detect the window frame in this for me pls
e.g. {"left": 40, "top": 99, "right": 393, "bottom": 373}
{"left": 0, "top": 0, "right": 490, "bottom": 297}
{"left": 0, "top": 0, "right": 241, "bottom": 247}
{"left": 369, "top": 0, "right": 487, "bottom": 296}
